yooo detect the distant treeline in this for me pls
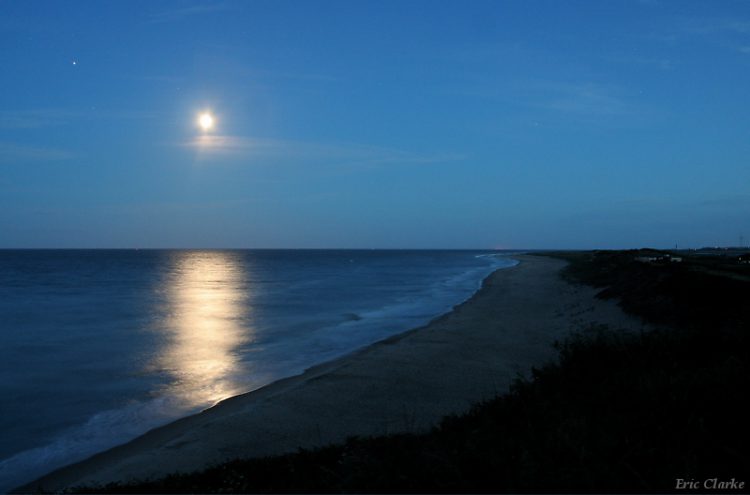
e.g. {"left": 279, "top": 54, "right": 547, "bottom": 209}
{"left": 71, "top": 250, "right": 749, "bottom": 494}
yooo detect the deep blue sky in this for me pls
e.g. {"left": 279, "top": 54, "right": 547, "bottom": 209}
{"left": 2, "top": 0, "right": 749, "bottom": 249}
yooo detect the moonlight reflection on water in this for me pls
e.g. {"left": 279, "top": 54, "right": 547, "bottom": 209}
{"left": 156, "top": 251, "right": 253, "bottom": 409}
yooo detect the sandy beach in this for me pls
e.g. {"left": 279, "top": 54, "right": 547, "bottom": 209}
{"left": 19, "top": 254, "right": 650, "bottom": 493}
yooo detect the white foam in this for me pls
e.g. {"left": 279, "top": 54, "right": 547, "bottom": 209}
{"left": 0, "top": 396, "right": 193, "bottom": 492}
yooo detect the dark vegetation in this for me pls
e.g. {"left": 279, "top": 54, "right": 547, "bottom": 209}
{"left": 73, "top": 250, "right": 749, "bottom": 493}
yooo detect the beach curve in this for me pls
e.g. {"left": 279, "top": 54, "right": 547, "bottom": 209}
{"left": 17, "top": 254, "right": 649, "bottom": 493}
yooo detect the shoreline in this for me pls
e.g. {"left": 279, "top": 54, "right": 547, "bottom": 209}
{"left": 18, "top": 255, "right": 650, "bottom": 493}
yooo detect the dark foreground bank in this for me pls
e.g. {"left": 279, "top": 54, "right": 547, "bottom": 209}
{"left": 58, "top": 251, "right": 750, "bottom": 492}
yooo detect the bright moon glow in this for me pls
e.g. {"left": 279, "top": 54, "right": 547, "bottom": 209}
{"left": 198, "top": 112, "right": 215, "bottom": 131}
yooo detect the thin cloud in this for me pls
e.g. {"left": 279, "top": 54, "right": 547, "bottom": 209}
{"left": 681, "top": 18, "right": 750, "bottom": 36}
{"left": 0, "top": 108, "right": 158, "bottom": 129}
{"left": 109, "top": 109, "right": 162, "bottom": 121}
{"left": 606, "top": 54, "right": 677, "bottom": 71}
{"left": 644, "top": 17, "right": 750, "bottom": 49}
{"left": 146, "top": 3, "right": 234, "bottom": 24}
{"left": 533, "top": 82, "right": 633, "bottom": 117}
{"left": 245, "top": 68, "right": 340, "bottom": 84}
{"left": 0, "top": 142, "right": 74, "bottom": 163}
{"left": 697, "top": 194, "right": 750, "bottom": 209}
{"left": 125, "top": 74, "right": 186, "bottom": 84}
{"left": 179, "top": 48, "right": 340, "bottom": 86}
{"left": 540, "top": 85, "right": 630, "bottom": 115}
{"left": 0, "top": 109, "right": 77, "bottom": 129}
{"left": 182, "top": 135, "right": 465, "bottom": 166}
{"left": 440, "top": 75, "right": 638, "bottom": 121}
{"left": 605, "top": 194, "right": 750, "bottom": 214}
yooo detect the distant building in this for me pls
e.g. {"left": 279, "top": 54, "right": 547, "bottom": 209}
{"left": 636, "top": 256, "right": 659, "bottom": 263}
{"left": 635, "top": 253, "right": 678, "bottom": 263}
{"left": 739, "top": 254, "right": 750, "bottom": 264}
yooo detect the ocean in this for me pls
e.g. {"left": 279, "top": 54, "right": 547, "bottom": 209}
{"left": 0, "top": 249, "right": 516, "bottom": 490}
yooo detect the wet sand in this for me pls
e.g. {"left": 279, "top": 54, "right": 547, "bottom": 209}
{"left": 19, "top": 254, "right": 649, "bottom": 493}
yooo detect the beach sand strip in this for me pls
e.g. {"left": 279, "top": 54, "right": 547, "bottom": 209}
{"left": 19, "top": 254, "right": 650, "bottom": 492}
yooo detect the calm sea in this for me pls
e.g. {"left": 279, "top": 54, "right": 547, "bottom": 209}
{"left": 0, "top": 249, "right": 516, "bottom": 490}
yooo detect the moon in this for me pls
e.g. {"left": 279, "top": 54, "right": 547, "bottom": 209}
{"left": 198, "top": 112, "right": 215, "bottom": 132}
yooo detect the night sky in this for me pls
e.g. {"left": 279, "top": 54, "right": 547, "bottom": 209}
{"left": 2, "top": 0, "right": 749, "bottom": 249}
